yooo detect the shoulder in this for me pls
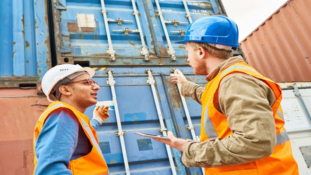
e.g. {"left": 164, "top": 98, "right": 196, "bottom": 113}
{"left": 220, "top": 73, "right": 271, "bottom": 91}
{"left": 44, "top": 108, "right": 79, "bottom": 128}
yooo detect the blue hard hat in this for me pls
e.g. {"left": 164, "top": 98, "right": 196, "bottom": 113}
{"left": 176, "top": 16, "right": 239, "bottom": 47}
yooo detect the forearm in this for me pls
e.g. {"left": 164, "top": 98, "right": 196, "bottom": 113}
{"left": 181, "top": 81, "right": 204, "bottom": 104}
{"left": 91, "top": 119, "right": 100, "bottom": 129}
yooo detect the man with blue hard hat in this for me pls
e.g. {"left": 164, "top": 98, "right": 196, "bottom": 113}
{"left": 153, "top": 16, "right": 299, "bottom": 174}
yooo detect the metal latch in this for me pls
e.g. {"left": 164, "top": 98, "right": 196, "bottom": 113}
{"left": 165, "top": 20, "right": 188, "bottom": 27}
{"left": 170, "top": 29, "right": 186, "bottom": 36}
{"left": 107, "top": 18, "right": 133, "bottom": 25}
{"left": 113, "top": 28, "right": 140, "bottom": 35}
{"left": 115, "top": 131, "right": 126, "bottom": 136}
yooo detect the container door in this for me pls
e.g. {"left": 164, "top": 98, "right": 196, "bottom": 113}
{"left": 145, "top": 0, "right": 225, "bottom": 60}
{"left": 52, "top": 0, "right": 156, "bottom": 65}
{"left": 159, "top": 69, "right": 206, "bottom": 175}
{"left": 280, "top": 85, "right": 311, "bottom": 175}
{"left": 0, "top": 0, "right": 51, "bottom": 88}
{"left": 84, "top": 67, "right": 195, "bottom": 174}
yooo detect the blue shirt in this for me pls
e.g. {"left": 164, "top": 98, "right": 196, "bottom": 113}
{"left": 34, "top": 108, "right": 100, "bottom": 175}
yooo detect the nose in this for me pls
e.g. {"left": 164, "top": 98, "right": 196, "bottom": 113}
{"left": 92, "top": 84, "right": 100, "bottom": 91}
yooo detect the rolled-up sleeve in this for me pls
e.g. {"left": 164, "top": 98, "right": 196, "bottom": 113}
{"left": 182, "top": 74, "right": 276, "bottom": 167}
{"left": 181, "top": 81, "right": 205, "bottom": 105}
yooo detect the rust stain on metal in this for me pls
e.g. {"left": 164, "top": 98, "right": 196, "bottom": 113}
{"left": 13, "top": 41, "right": 16, "bottom": 46}
{"left": 127, "top": 40, "right": 136, "bottom": 47}
{"left": 81, "top": 27, "right": 95, "bottom": 33}
{"left": 166, "top": 78, "right": 182, "bottom": 108}
{"left": 159, "top": 47, "right": 169, "bottom": 57}
{"left": 193, "top": 2, "right": 212, "bottom": 10}
{"left": 67, "top": 22, "right": 79, "bottom": 32}
{"left": 240, "top": 0, "right": 311, "bottom": 82}
{"left": 178, "top": 45, "right": 185, "bottom": 49}
{"left": 21, "top": 15, "right": 24, "bottom": 25}
{"left": 25, "top": 41, "right": 30, "bottom": 47}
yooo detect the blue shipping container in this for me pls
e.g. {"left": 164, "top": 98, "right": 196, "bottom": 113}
{"left": 50, "top": 0, "right": 227, "bottom": 174}
{"left": 0, "top": 0, "right": 51, "bottom": 88}
{"left": 51, "top": 0, "right": 232, "bottom": 66}
{"left": 84, "top": 66, "right": 206, "bottom": 175}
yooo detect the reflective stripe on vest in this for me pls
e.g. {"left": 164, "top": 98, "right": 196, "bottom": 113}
{"left": 79, "top": 117, "right": 105, "bottom": 159}
{"left": 221, "top": 65, "right": 259, "bottom": 77}
{"left": 203, "top": 104, "right": 290, "bottom": 145}
{"left": 203, "top": 100, "right": 218, "bottom": 139}
{"left": 276, "top": 130, "right": 290, "bottom": 145}
{"left": 277, "top": 110, "right": 285, "bottom": 121}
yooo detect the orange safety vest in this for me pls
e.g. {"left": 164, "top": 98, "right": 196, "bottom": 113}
{"left": 33, "top": 101, "right": 108, "bottom": 175}
{"left": 200, "top": 62, "right": 299, "bottom": 175}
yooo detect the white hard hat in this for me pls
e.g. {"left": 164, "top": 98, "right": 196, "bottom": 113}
{"left": 42, "top": 64, "right": 95, "bottom": 102}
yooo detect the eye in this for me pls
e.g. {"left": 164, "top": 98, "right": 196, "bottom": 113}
{"left": 83, "top": 81, "right": 89, "bottom": 84}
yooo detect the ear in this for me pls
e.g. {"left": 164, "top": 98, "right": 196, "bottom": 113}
{"left": 59, "top": 85, "right": 72, "bottom": 97}
{"left": 197, "top": 47, "right": 209, "bottom": 59}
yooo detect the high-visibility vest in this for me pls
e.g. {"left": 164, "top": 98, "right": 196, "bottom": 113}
{"left": 200, "top": 62, "right": 299, "bottom": 175}
{"left": 33, "top": 101, "right": 108, "bottom": 175}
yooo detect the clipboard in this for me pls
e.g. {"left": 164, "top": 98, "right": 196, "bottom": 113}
{"left": 135, "top": 132, "right": 170, "bottom": 140}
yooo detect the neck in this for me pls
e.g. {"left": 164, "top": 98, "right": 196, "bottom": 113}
{"left": 205, "top": 56, "right": 226, "bottom": 75}
{"left": 60, "top": 98, "right": 86, "bottom": 113}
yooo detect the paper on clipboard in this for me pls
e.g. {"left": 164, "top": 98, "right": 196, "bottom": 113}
{"left": 96, "top": 101, "right": 114, "bottom": 110}
{"left": 135, "top": 132, "right": 170, "bottom": 140}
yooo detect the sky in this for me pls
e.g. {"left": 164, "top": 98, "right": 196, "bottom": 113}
{"left": 222, "top": 0, "right": 288, "bottom": 42}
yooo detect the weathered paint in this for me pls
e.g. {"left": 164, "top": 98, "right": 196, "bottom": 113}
{"left": 0, "top": 0, "right": 51, "bottom": 88}
{"left": 51, "top": 0, "right": 232, "bottom": 66}
{"left": 0, "top": 89, "right": 49, "bottom": 175}
{"left": 240, "top": 0, "right": 311, "bottom": 82}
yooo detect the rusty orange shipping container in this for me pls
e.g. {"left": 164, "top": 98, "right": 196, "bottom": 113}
{"left": 240, "top": 0, "right": 311, "bottom": 82}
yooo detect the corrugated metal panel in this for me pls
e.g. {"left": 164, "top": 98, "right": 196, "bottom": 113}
{"left": 0, "top": 0, "right": 51, "bottom": 88}
{"left": 240, "top": 0, "right": 311, "bottom": 82}
{"left": 51, "top": 0, "right": 228, "bottom": 66}
{"left": 0, "top": 89, "right": 49, "bottom": 175}
{"left": 85, "top": 66, "right": 206, "bottom": 174}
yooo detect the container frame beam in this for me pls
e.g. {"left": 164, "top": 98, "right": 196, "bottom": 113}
{"left": 154, "top": 0, "right": 176, "bottom": 61}
{"left": 100, "top": 0, "right": 116, "bottom": 61}
{"left": 107, "top": 70, "right": 131, "bottom": 175}
{"left": 146, "top": 69, "right": 177, "bottom": 175}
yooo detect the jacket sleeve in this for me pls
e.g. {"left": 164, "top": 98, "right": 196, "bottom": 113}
{"left": 35, "top": 109, "right": 79, "bottom": 175}
{"left": 181, "top": 81, "right": 205, "bottom": 105}
{"left": 181, "top": 74, "right": 277, "bottom": 167}
{"left": 90, "top": 119, "right": 100, "bottom": 129}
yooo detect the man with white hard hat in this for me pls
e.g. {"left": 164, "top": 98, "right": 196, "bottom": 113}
{"left": 33, "top": 64, "right": 109, "bottom": 175}
{"left": 151, "top": 16, "right": 299, "bottom": 174}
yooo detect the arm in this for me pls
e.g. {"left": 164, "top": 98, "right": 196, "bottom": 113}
{"left": 171, "top": 69, "right": 205, "bottom": 104}
{"left": 182, "top": 74, "right": 276, "bottom": 167}
{"left": 181, "top": 81, "right": 205, "bottom": 105}
{"left": 35, "top": 109, "right": 79, "bottom": 175}
{"left": 90, "top": 119, "right": 100, "bottom": 129}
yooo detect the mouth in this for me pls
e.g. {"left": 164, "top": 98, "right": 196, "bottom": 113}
{"left": 91, "top": 92, "right": 98, "bottom": 99}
